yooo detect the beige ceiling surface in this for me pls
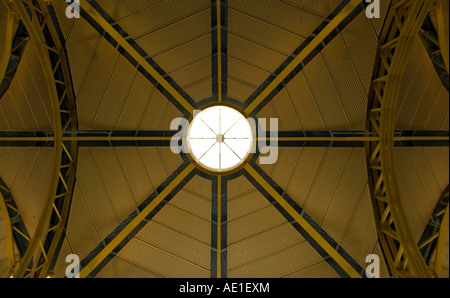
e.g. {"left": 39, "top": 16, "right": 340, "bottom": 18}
{"left": 0, "top": 0, "right": 449, "bottom": 278}
{"left": 0, "top": 41, "right": 53, "bottom": 131}
{"left": 257, "top": 0, "right": 388, "bottom": 131}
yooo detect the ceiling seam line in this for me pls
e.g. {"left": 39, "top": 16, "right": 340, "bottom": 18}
{"left": 228, "top": 241, "right": 309, "bottom": 273}
{"left": 423, "top": 87, "right": 446, "bottom": 129}
{"left": 16, "top": 77, "right": 41, "bottom": 130}
{"left": 8, "top": 93, "right": 27, "bottom": 131}
{"left": 132, "top": 7, "right": 212, "bottom": 41}
{"left": 228, "top": 55, "right": 273, "bottom": 75}
{"left": 227, "top": 222, "right": 303, "bottom": 248}
{"left": 151, "top": 219, "right": 212, "bottom": 247}
{"left": 24, "top": 61, "right": 53, "bottom": 129}
{"left": 165, "top": 201, "right": 212, "bottom": 224}
{"left": 135, "top": 82, "right": 156, "bottom": 131}
{"left": 89, "top": 53, "right": 121, "bottom": 129}
{"left": 0, "top": 104, "right": 11, "bottom": 130}
{"left": 112, "top": 147, "right": 141, "bottom": 209}
{"left": 283, "top": 148, "right": 304, "bottom": 193}
{"left": 279, "top": 259, "right": 338, "bottom": 278}
{"left": 107, "top": 254, "right": 166, "bottom": 278}
{"left": 278, "top": 0, "right": 336, "bottom": 19}
{"left": 72, "top": 34, "right": 102, "bottom": 97}
{"left": 320, "top": 149, "right": 354, "bottom": 226}
{"left": 227, "top": 5, "right": 311, "bottom": 38}
{"left": 89, "top": 147, "right": 122, "bottom": 225}
{"left": 406, "top": 68, "right": 435, "bottom": 129}
{"left": 338, "top": 33, "right": 371, "bottom": 112}
{"left": 319, "top": 53, "right": 353, "bottom": 130}
{"left": 7, "top": 147, "right": 27, "bottom": 191}
{"left": 131, "top": 236, "right": 210, "bottom": 272}
{"left": 112, "top": 65, "right": 140, "bottom": 130}
{"left": 15, "top": 147, "right": 40, "bottom": 200}
{"left": 228, "top": 30, "right": 295, "bottom": 57}
{"left": 227, "top": 204, "right": 279, "bottom": 224}
{"left": 135, "top": 147, "right": 159, "bottom": 190}
{"left": 75, "top": 178, "right": 104, "bottom": 249}
{"left": 406, "top": 148, "right": 436, "bottom": 210}
{"left": 302, "top": 71, "right": 328, "bottom": 130}
{"left": 283, "top": 82, "right": 305, "bottom": 131}
{"left": 340, "top": 181, "right": 370, "bottom": 249}
{"left": 301, "top": 147, "right": 329, "bottom": 209}
{"left": 421, "top": 147, "right": 444, "bottom": 202}
{"left": 150, "top": 32, "right": 211, "bottom": 59}
{"left": 110, "top": 0, "right": 167, "bottom": 23}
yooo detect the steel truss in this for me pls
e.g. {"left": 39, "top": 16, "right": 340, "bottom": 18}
{"left": 0, "top": 9, "right": 29, "bottom": 100}
{"left": 0, "top": 176, "right": 32, "bottom": 277}
{"left": 0, "top": 0, "right": 447, "bottom": 278}
{"left": 419, "top": 12, "right": 449, "bottom": 91}
{"left": 366, "top": 0, "right": 443, "bottom": 278}
{"left": 2, "top": 0, "right": 79, "bottom": 278}
{"left": 417, "top": 186, "right": 449, "bottom": 277}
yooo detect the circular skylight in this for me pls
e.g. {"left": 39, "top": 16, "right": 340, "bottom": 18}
{"left": 186, "top": 105, "right": 253, "bottom": 173}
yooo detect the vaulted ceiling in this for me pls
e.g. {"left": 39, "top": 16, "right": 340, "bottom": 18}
{"left": 0, "top": 0, "right": 448, "bottom": 278}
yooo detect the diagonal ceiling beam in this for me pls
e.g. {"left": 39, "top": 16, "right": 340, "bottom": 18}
{"left": 72, "top": 0, "right": 196, "bottom": 115}
{"left": 242, "top": 162, "right": 365, "bottom": 278}
{"left": 243, "top": 0, "right": 367, "bottom": 116}
{"left": 210, "top": 175, "right": 227, "bottom": 278}
{"left": 212, "top": 0, "right": 228, "bottom": 103}
{"left": 75, "top": 162, "right": 196, "bottom": 278}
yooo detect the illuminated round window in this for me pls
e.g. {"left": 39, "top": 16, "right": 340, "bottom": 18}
{"left": 186, "top": 105, "right": 253, "bottom": 173}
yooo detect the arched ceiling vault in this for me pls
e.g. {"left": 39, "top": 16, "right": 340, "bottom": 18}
{"left": 0, "top": 0, "right": 448, "bottom": 278}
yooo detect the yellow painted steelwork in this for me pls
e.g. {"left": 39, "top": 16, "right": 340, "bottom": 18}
{"left": 217, "top": 177, "right": 222, "bottom": 278}
{"left": 0, "top": 181, "right": 15, "bottom": 275}
{"left": 8, "top": 0, "right": 78, "bottom": 278}
{"left": 217, "top": 0, "right": 223, "bottom": 103}
{"left": 79, "top": 163, "right": 196, "bottom": 278}
{"left": 244, "top": 0, "right": 363, "bottom": 115}
{"left": 434, "top": 193, "right": 449, "bottom": 277}
{"left": 77, "top": 0, "right": 195, "bottom": 114}
{"left": 366, "top": 0, "right": 437, "bottom": 278}
{"left": 243, "top": 163, "right": 362, "bottom": 278}
{"left": 435, "top": 0, "right": 449, "bottom": 73}
{"left": 0, "top": 10, "right": 15, "bottom": 97}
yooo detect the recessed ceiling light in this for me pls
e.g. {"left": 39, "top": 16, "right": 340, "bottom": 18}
{"left": 186, "top": 105, "right": 253, "bottom": 173}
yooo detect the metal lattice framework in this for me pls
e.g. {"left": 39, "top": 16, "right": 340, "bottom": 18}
{"left": 0, "top": 9, "right": 29, "bottom": 99}
{"left": 0, "top": 0, "right": 448, "bottom": 278}
{"left": 417, "top": 185, "right": 449, "bottom": 277}
{"left": 365, "top": 0, "right": 446, "bottom": 278}
{"left": 0, "top": 176, "right": 31, "bottom": 277}
{"left": 2, "top": 0, "right": 78, "bottom": 278}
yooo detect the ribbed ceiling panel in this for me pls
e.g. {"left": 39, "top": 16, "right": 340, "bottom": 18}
{"left": 53, "top": 146, "right": 182, "bottom": 277}
{"left": 0, "top": 42, "right": 53, "bottom": 131}
{"left": 110, "top": 175, "right": 212, "bottom": 278}
{"left": 396, "top": 37, "right": 449, "bottom": 130}
{"left": 395, "top": 147, "right": 449, "bottom": 243}
{"left": 0, "top": 147, "right": 54, "bottom": 238}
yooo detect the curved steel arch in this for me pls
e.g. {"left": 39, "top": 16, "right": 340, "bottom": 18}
{"left": 0, "top": 8, "right": 30, "bottom": 101}
{"left": 0, "top": 176, "right": 32, "bottom": 277}
{"left": 365, "top": 0, "right": 439, "bottom": 278}
{"left": 418, "top": 185, "right": 449, "bottom": 277}
{"left": 2, "top": 0, "right": 79, "bottom": 278}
